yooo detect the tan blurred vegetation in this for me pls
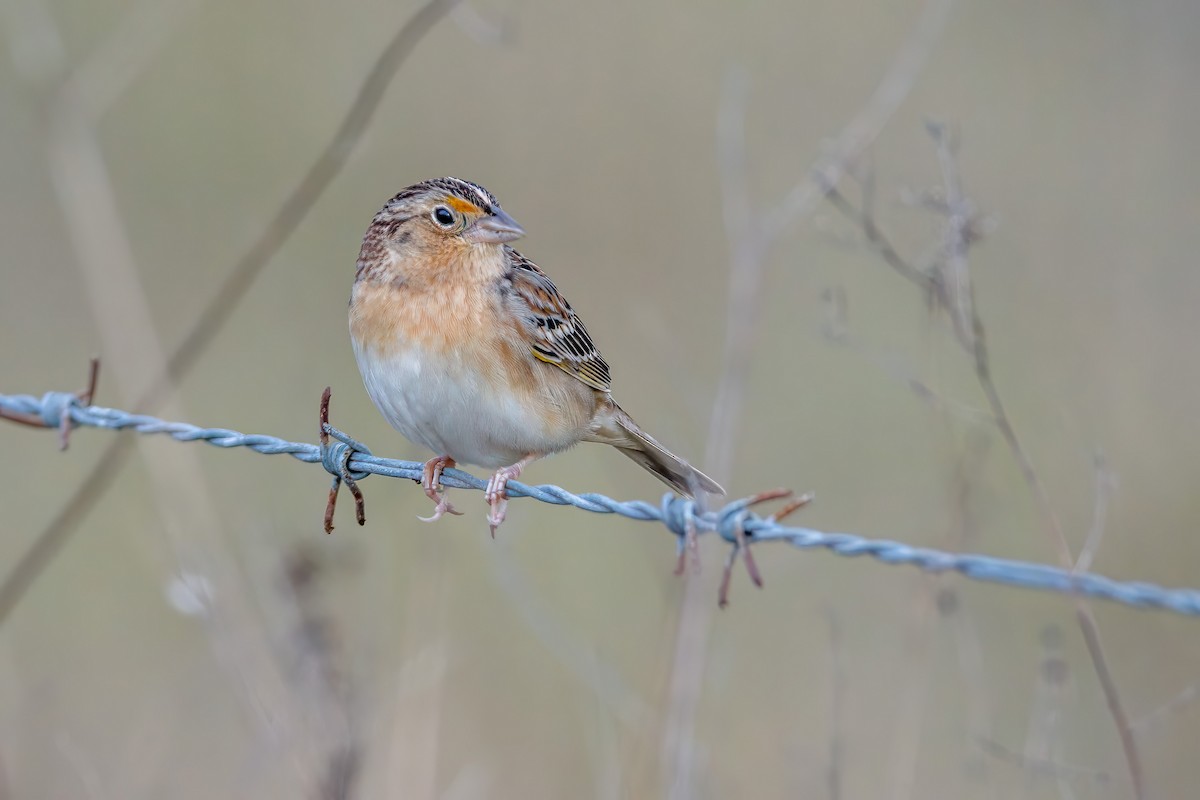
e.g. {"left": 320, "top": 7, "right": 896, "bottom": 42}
{"left": 3, "top": 0, "right": 1200, "bottom": 797}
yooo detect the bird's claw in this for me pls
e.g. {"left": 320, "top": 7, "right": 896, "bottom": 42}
{"left": 418, "top": 496, "right": 463, "bottom": 523}
{"left": 486, "top": 498, "right": 508, "bottom": 538}
{"left": 419, "top": 454, "right": 462, "bottom": 523}
{"left": 484, "top": 462, "right": 526, "bottom": 538}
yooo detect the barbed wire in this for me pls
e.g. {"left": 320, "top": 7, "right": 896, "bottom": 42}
{"left": 4, "top": 387, "right": 1200, "bottom": 616}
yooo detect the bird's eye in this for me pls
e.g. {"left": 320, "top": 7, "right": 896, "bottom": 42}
{"left": 432, "top": 206, "right": 455, "bottom": 227}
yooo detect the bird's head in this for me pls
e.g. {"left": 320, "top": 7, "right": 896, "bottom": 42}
{"left": 356, "top": 177, "right": 525, "bottom": 284}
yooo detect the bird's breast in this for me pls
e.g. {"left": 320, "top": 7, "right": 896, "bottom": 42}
{"left": 350, "top": 280, "right": 489, "bottom": 357}
{"left": 349, "top": 280, "right": 596, "bottom": 467}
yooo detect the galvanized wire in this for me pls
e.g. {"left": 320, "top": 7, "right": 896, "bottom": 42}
{"left": 4, "top": 389, "right": 1199, "bottom": 616}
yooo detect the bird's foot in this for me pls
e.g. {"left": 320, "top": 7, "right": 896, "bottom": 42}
{"left": 484, "top": 456, "right": 536, "bottom": 537}
{"left": 417, "top": 455, "right": 463, "bottom": 522}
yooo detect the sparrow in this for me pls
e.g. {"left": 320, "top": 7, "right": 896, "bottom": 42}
{"left": 349, "top": 177, "right": 723, "bottom": 535}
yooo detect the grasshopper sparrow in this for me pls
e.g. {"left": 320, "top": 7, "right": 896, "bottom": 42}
{"left": 350, "top": 177, "right": 722, "bottom": 534}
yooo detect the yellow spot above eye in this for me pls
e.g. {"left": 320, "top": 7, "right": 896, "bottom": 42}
{"left": 444, "top": 196, "right": 482, "bottom": 215}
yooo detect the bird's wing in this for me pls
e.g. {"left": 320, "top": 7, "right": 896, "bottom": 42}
{"left": 503, "top": 247, "right": 612, "bottom": 392}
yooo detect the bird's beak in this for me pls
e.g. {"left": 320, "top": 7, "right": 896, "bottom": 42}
{"left": 465, "top": 208, "right": 525, "bottom": 244}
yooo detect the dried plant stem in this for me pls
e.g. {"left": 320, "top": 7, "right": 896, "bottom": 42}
{"left": 1132, "top": 682, "right": 1200, "bottom": 737}
{"left": 156, "top": 0, "right": 462, "bottom": 408}
{"left": 0, "top": 0, "right": 461, "bottom": 627}
{"left": 825, "top": 608, "right": 845, "bottom": 800}
{"left": 825, "top": 133, "right": 1145, "bottom": 798}
{"left": 39, "top": 2, "right": 309, "bottom": 780}
{"left": 974, "top": 370, "right": 1073, "bottom": 566}
{"left": 660, "top": 2, "right": 955, "bottom": 794}
{"left": 977, "top": 737, "right": 1110, "bottom": 787}
{"left": 1075, "top": 452, "right": 1115, "bottom": 575}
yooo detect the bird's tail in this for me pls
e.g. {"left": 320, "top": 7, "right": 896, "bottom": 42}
{"left": 584, "top": 401, "right": 724, "bottom": 498}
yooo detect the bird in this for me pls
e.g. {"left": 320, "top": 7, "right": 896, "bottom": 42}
{"left": 349, "top": 177, "right": 723, "bottom": 535}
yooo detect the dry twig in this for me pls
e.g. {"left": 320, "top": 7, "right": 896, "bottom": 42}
{"left": 824, "top": 126, "right": 1145, "bottom": 798}
{"left": 0, "top": 0, "right": 462, "bottom": 627}
{"left": 659, "top": 3, "right": 955, "bottom": 793}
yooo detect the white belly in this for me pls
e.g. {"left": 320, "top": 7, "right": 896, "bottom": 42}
{"left": 353, "top": 339, "right": 568, "bottom": 468}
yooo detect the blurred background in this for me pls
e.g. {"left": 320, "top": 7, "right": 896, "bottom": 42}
{"left": 2, "top": 0, "right": 1199, "bottom": 797}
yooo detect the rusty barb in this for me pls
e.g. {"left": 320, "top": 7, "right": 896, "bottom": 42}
{"left": 0, "top": 357, "right": 99, "bottom": 450}
{"left": 717, "top": 488, "right": 814, "bottom": 608}
{"left": 320, "top": 387, "right": 368, "bottom": 534}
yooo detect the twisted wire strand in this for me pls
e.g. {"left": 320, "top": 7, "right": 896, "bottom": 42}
{"left": 4, "top": 390, "right": 1200, "bottom": 617}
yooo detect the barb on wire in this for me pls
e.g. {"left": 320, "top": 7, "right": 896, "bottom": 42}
{"left": 319, "top": 387, "right": 368, "bottom": 533}
{"left": 716, "top": 488, "right": 795, "bottom": 608}
{"left": 4, "top": 387, "right": 1200, "bottom": 614}
{"left": 0, "top": 357, "right": 98, "bottom": 450}
{"left": 720, "top": 489, "right": 815, "bottom": 607}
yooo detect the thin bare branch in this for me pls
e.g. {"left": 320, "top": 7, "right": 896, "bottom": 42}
{"left": 824, "top": 186, "right": 932, "bottom": 292}
{"left": 949, "top": 210, "right": 1144, "bottom": 799}
{"left": 773, "top": 0, "right": 956, "bottom": 245}
{"left": 380, "top": 549, "right": 450, "bottom": 800}
{"left": 451, "top": 2, "right": 511, "bottom": 45}
{"left": 156, "top": 0, "right": 462, "bottom": 410}
{"left": 825, "top": 608, "right": 845, "bottom": 800}
{"left": 57, "top": 0, "right": 205, "bottom": 119}
{"left": 706, "top": 65, "right": 755, "bottom": 473}
{"left": 280, "top": 546, "right": 361, "bottom": 800}
{"left": 1076, "top": 607, "right": 1142, "bottom": 797}
{"left": 927, "top": 121, "right": 977, "bottom": 351}
{"left": 819, "top": 289, "right": 991, "bottom": 425}
{"left": 660, "top": 5, "right": 954, "bottom": 794}
{"left": 1133, "top": 681, "right": 1200, "bottom": 738}
{"left": 37, "top": 0, "right": 306, "bottom": 773}
{"left": 0, "top": 0, "right": 461, "bottom": 627}
{"left": 827, "top": 132, "right": 1145, "bottom": 799}
{"left": 1074, "top": 451, "right": 1116, "bottom": 574}
{"left": 1022, "top": 626, "right": 1077, "bottom": 799}
{"left": 489, "top": 534, "right": 651, "bottom": 729}
{"left": 976, "top": 737, "right": 1110, "bottom": 788}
